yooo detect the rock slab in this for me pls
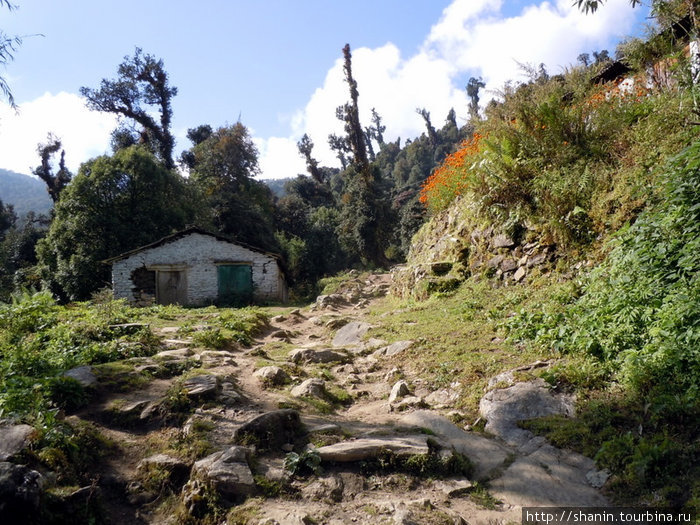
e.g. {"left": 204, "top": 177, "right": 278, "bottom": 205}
{"left": 316, "top": 436, "right": 430, "bottom": 462}
{"left": 479, "top": 379, "right": 574, "bottom": 448}
{"left": 63, "top": 366, "right": 97, "bottom": 387}
{"left": 332, "top": 322, "right": 371, "bottom": 347}
{"left": 0, "top": 424, "right": 33, "bottom": 461}
{"left": 191, "top": 446, "right": 255, "bottom": 499}
{"left": 234, "top": 409, "right": 305, "bottom": 450}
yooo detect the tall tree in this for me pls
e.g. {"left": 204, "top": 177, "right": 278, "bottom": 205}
{"left": 339, "top": 44, "right": 369, "bottom": 170}
{"left": 328, "top": 133, "right": 350, "bottom": 170}
{"left": 37, "top": 146, "right": 194, "bottom": 300}
{"left": 335, "top": 44, "right": 390, "bottom": 267}
{"left": 416, "top": 108, "right": 438, "bottom": 145}
{"left": 185, "top": 122, "right": 279, "bottom": 252}
{"left": 80, "top": 48, "right": 178, "bottom": 169}
{"left": 369, "top": 108, "right": 386, "bottom": 146}
{"left": 297, "top": 133, "right": 324, "bottom": 184}
{"left": 467, "top": 77, "right": 486, "bottom": 120}
{"left": 32, "top": 134, "right": 72, "bottom": 203}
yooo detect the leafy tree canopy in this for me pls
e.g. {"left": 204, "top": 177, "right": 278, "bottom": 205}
{"left": 37, "top": 146, "right": 194, "bottom": 300}
{"left": 80, "top": 48, "right": 178, "bottom": 170}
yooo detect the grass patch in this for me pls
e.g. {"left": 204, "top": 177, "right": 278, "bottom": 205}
{"left": 358, "top": 444, "right": 473, "bottom": 480}
{"left": 317, "top": 271, "right": 362, "bottom": 295}
{"left": 366, "top": 276, "right": 562, "bottom": 417}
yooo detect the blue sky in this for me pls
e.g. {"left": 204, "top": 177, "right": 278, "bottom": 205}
{"left": 0, "top": 0, "right": 650, "bottom": 179}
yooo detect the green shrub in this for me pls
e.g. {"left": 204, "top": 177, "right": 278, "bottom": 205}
{"left": 192, "top": 328, "right": 230, "bottom": 349}
{"left": 283, "top": 449, "right": 323, "bottom": 476}
{"left": 566, "top": 141, "right": 700, "bottom": 397}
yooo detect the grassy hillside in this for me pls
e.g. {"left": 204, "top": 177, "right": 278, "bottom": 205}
{"left": 0, "top": 169, "right": 53, "bottom": 217}
{"left": 397, "top": 34, "right": 699, "bottom": 509}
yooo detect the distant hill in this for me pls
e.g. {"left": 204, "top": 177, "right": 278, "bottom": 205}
{"left": 0, "top": 168, "right": 53, "bottom": 217}
{"left": 262, "top": 177, "right": 293, "bottom": 198}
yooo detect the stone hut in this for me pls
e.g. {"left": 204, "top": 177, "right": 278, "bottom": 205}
{"left": 105, "top": 227, "right": 288, "bottom": 306}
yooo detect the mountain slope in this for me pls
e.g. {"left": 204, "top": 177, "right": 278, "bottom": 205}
{"left": 0, "top": 168, "right": 53, "bottom": 217}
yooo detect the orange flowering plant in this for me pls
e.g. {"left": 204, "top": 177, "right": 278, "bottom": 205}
{"left": 419, "top": 133, "right": 484, "bottom": 213}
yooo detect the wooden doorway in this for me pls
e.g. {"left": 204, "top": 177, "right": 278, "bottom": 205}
{"left": 156, "top": 269, "right": 187, "bottom": 305}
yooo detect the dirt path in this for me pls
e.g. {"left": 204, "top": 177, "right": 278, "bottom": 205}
{"left": 77, "top": 271, "right": 609, "bottom": 524}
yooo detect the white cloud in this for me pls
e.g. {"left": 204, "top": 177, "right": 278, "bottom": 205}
{"left": 424, "top": 0, "right": 638, "bottom": 95}
{"left": 256, "top": 0, "right": 639, "bottom": 179}
{"left": 254, "top": 135, "right": 307, "bottom": 181}
{"left": 0, "top": 92, "right": 117, "bottom": 175}
{"left": 0, "top": 1, "right": 641, "bottom": 181}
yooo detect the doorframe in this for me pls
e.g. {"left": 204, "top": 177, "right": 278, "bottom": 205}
{"left": 148, "top": 264, "right": 189, "bottom": 305}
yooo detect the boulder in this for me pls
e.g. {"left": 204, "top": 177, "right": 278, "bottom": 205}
{"left": 290, "top": 378, "right": 327, "bottom": 400}
{"left": 233, "top": 409, "right": 305, "bottom": 450}
{"left": 253, "top": 366, "right": 290, "bottom": 386}
{"left": 388, "top": 380, "right": 410, "bottom": 404}
{"left": 137, "top": 454, "right": 190, "bottom": 486}
{"left": 526, "top": 252, "right": 548, "bottom": 267}
{"left": 492, "top": 234, "right": 515, "bottom": 248}
{"left": 288, "top": 348, "right": 348, "bottom": 364}
{"left": 191, "top": 446, "right": 255, "bottom": 500}
{"left": 374, "top": 340, "right": 414, "bottom": 357}
{"left": 513, "top": 266, "right": 527, "bottom": 282}
{"left": 500, "top": 258, "right": 518, "bottom": 272}
{"left": 0, "top": 462, "right": 44, "bottom": 519}
{"left": 183, "top": 375, "right": 218, "bottom": 398}
{"left": 63, "top": 366, "right": 97, "bottom": 388}
{"left": 316, "top": 436, "right": 430, "bottom": 463}
{"left": 0, "top": 424, "right": 34, "bottom": 461}
{"left": 332, "top": 321, "right": 372, "bottom": 347}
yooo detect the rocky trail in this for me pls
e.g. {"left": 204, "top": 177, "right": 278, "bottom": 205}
{"left": 53, "top": 272, "right": 609, "bottom": 524}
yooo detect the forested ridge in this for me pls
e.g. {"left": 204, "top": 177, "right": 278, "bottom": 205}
{"left": 0, "top": 0, "right": 699, "bottom": 522}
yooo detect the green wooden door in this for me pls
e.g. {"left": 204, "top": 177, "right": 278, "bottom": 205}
{"left": 217, "top": 264, "right": 253, "bottom": 305}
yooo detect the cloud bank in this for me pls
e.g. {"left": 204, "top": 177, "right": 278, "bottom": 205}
{"left": 0, "top": 92, "right": 117, "bottom": 175}
{"left": 257, "top": 0, "right": 639, "bottom": 179}
{"left": 0, "top": 0, "right": 640, "bottom": 179}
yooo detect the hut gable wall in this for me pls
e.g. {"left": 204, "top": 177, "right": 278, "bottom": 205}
{"left": 111, "top": 232, "right": 283, "bottom": 305}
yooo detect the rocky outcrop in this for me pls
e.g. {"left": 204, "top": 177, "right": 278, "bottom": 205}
{"left": 479, "top": 379, "right": 575, "bottom": 448}
{"left": 391, "top": 203, "right": 555, "bottom": 298}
